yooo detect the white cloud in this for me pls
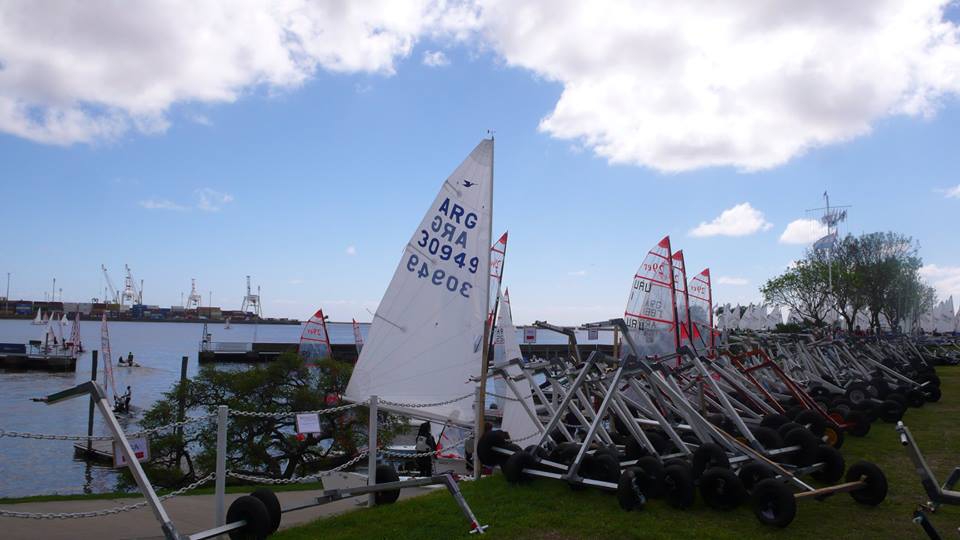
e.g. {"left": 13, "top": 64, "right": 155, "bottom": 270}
{"left": 0, "top": 1, "right": 475, "bottom": 144}
{"left": 939, "top": 184, "right": 960, "bottom": 198}
{"left": 478, "top": 0, "right": 960, "bottom": 171}
{"left": 779, "top": 218, "right": 829, "bottom": 244}
{"left": 567, "top": 269, "right": 587, "bottom": 276}
{"left": 346, "top": 245, "right": 357, "bottom": 256}
{"left": 139, "top": 199, "right": 188, "bottom": 211}
{"left": 188, "top": 113, "right": 212, "bottom": 126}
{"left": 195, "top": 188, "right": 234, "bottom": 211}
{"left": 422, "top": 50, "right": 450, "bottom": 67}
{"left": 689, "top": 203, "right": 772, "bottom": 237}
{"left": 717, "top": 276, "right": 749, "bottom": 286}
{"left": 920, "top": 264, "right": 960, "bottom": 301}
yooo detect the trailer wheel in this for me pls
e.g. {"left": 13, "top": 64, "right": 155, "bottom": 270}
{"left": 503, "top": 450, "right": 536, "bottom": 484}
{"left": 760, "top": 413, "right": 789, "bottom": 430}
{"left": 635, "top": 456, "right": 666, "bottom": 498}
{"left": 783, "top": 428, "right": 819, "bottom": 466}
{"left": 844, "top": 410, "right": 871, "bottom": 437}
{"left": 624, "top": 438, "right": 648, "bottom": 460}
{"left": 477, "top": 430, "right": 512, "bottom": 467}
{"left": 822, "top": 425, "right": 844, "bottom": 449}
{"left": 700, "top": 467, "right": 746, "bottom": 511}
{"left": 738, "top": 462, "right": 775, "bottom": 492}
{"left": 550, "top": 442, "right": 582, "bottom": 465}
{"left": 844, "top": 383, "right": 870, "bottom": 405}
{"left": 663, "top": 464, "right": 695, "bottom": 509}
{"left": 810, "top": 446, "right": 845, "bottom": 484}
{"left": 594, "top": 445, "right": 621, "bottom": 463}
{"left": 785, "top": 406, "right": 804, "bottom": 420}
{"left": 249, "top": 488, "right": 282, "bottom": 534}
{"left": 692, "top": 443, "right": 729, "bottom": 479}
{"left": 925, "top": 386, "right": 942, "bottom": 403}
{"left": 846, "top": 461, "right": 887, "bottom": 506}
{"left": 794, "top": 410, "right": 826, "bottom": 436}
{"left": 906, "top": 389, "right": 925, "bottom": 408}
{"left": 750, "top": 426, "right": 783, "bottom": 451}
{"left": 617, "top": 467, "right": 652, "bottom": 511}
{"left": 372, "top": 464, "right": 401, "bottom": 505}
{"left": 581, "top": 453, "right": 620, "bottom": 484}
{"left": 886, "top": 392, "right": 907, "bottom": 407}
{"left": 226, "top": 495, "right": 272, "bottom": 540}
{"left": 751, "top": 479, "right": 797, "bottom": 528}
{"left": 645, "top": 430, "right": 672, "bottom": 453}
{"left": 879, "top": 400, "right": 905, "bottom": 423}
{"left": 777, "top": 421, "right": 802, "bottom": 440}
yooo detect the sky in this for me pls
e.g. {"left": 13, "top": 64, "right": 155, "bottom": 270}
{"left": 2, "top": 0, "right": 960, "bottom": 325}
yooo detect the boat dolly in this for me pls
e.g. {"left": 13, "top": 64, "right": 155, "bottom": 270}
{"left": 42, "top": 381, "right": 487, "bottom": 539}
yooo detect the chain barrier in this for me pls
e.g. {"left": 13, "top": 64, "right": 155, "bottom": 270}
{"left": 0, "top": 473, "right": 216, "bottom": 520}
{"left": 225, "top": 451, "right": 369, "bottom": 485}
{"left": 379, "top": 392, "right": 474, "bottom": 409}
{"left": 486, "top": 392, "right": 535, "bottom": 402}
{"left": 507, "top": 431, "right": 541, "bottom": 443}
{"left": 228, "top": 401, "right": 362, "bottom": 419}
{"left": 379, "top": 432, "right": 475, "bottom": 459}
{"left": 0, "top": 414, "right": 216, "bottom": 443}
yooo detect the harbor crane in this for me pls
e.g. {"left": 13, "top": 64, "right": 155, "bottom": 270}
{"left": 186, "top": 279, "right": 202, "bottom": 310}
{"left": 122, "top": 264, "right": 143, "bottom": 305}
{"left": 240, "top": 275, "right": 262, "bottom": 318}
{"left": 101, "top": 264, "right": 120, "bottom": 305}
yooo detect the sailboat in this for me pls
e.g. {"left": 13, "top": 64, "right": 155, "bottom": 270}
{"left": 345, "top": 138, "right": 494, "bottom": 428}
{"left": 352, "top": 319, "right": 364, "bottom": 355}
{"left": 32, "top": 308, "right": 44, "bottom": 325}
{"left": 66, "top": 312, "right": 84, "bottom": 354}
{"left": 623, "top": 236, "right": 678, "bottom": 359}
{"left": 299, "top": 309, "right": 331, "bottom": 361}
{"left": 224, "top": 317, "right": 232, "bottom": 330}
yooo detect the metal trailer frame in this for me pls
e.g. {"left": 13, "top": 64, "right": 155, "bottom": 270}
{"left": 896, "top": 421, "right": 960, "bottom": 540}
{"left": 41, "top": 381, "right": 487, "bottom": 539}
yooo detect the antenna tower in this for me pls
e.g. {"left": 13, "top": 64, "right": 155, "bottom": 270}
{"left": 186, "top": 279, "right": 202, "bottom": 310}
{"left": 240, "top": 275, "right": 262, "bottom": 318}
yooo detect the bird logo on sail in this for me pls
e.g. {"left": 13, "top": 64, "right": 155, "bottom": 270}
{"left": 461, "top": 179, "right": 476, "bottom": 188}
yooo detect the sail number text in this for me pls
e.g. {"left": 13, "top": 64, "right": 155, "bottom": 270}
{"left": 407, "top": 253, "right": 473, "bottom": 298}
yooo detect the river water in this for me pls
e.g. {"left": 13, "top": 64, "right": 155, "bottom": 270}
{"left": 0, "top": 319, "right": 365, "bottom": 497}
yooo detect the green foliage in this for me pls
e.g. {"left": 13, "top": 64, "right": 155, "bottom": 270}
{"left": 129, "top": 352, "right": 400, "bottom": 489}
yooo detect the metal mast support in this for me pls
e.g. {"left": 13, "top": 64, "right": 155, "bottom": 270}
{"left": 101, "top": 265, "right": 119, "bottom": 305}
{"left": 186, "top": 279, "right": 202, "bottom": 310}
{"left": 475, "top": 135, "right": 495, "bottom": 480}
{"left": 806, "top": 192, "right": 850, "bottom": 326}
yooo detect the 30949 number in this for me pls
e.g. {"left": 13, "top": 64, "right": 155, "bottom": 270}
{"left": 407, "top": 254, "right": 472, "bottom": 298}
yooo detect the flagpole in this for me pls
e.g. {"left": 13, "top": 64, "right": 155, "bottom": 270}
{"left": 475, "top": 136, "right": 495, "bottom": 480}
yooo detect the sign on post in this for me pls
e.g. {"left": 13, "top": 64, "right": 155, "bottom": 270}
{"left": 523, "top": 327, "right": 536, "bottom": 344}
{"left": 113, "top": 437, "right": 150, "bottom": 468}
{"left": 296, "top": 413, "right": 322, "bottom": 434}
{"left": 587, "top": 328, "right": 599, "bottom": 341}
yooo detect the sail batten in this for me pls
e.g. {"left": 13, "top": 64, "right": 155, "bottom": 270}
{"left": 345, "top": 139, "right": 494, "bottom": 425}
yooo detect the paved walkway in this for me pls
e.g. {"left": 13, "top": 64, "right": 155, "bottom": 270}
{"left": 0, "top": 484, "right": 437, "bottom": 539}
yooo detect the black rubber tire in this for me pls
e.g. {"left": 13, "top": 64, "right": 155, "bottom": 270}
{"left": 663, "top": 463, "right": 696, "bottom": 509}
{"left": 477, "top": 430, "right": 512, "bottom": 467}
{"left": 785, "top": 405, "right": 805, "bottom": 420}
{"left": 906, "top": 389, "right": 926, "bottom": 408}
{"left": 777, "top": 421, "right": 803, "bottom": 440}
{"left": 550, "top": 442, "right": 582, "bottom": 465}
{"left": 751, "top": 478, "right": 797, "bottom": 528}
{"left": 845, "top": 410, "right": 871, "bottom": 437}
{"left": 373, "top": 464, "right": 401, "bottom": 504}
{"left": 503, "top": 450, "right": 536, "bottom": 484}
{"left": 794, "top": 410, "right": 827, "bottom": 436}
{"left": 886, "top": 392, "right": 907, "bottom": 407}
{"left": 738, "top": 462, "right": 776, "bottom": 492}
{"left": 594, "top": 445, "right": 621, "bottom": 463}
{"left": 830, "top": 405, "right": 851, "bottom": 419}
{"left": 249, "top": 488, "right": 282, "bottom": 534}
{"left": 810, "top": 445, "right": 845, "bottom": 484}
{"left": 925, "top": 386, "right": 942, "bottom": 403}
{"left": 624, "top": 438, "right": 649, "bottom": 460}
{"left": 844, "top": 383, "right": 871, "bottom": 405}
{"left": 635, "top": 456, "right": 666, "bottom": 498}
{"left": 226, "top": 495, "right": 271, "bottom": 540}
{"left": 617, "top": 466, "right": 651, "bottom": 511}
{"left": 751, "top": 426, "right": 784, "bottom": 452}
{"left": 846, "top": 461, "right": 888, "bottom": 506}
{"left": 699, "top": 467, "right": 747, "bottom": 511}
{"left": 783, "top": 428, "right": 819, "bottom": 466}
{"left": 645, "top": 430, "right": 672, "bottom": 453}
{"left": 879, "top": 400, "right": 905, "bottom": 423}
{"left": 760, "top": 414, "right": 789, "bottom": 430}
{"left": 582, "top": 453, "right": 620, "bottom": 483}
{"left": 692, "top": 443, "right": 729, "bottom": 479}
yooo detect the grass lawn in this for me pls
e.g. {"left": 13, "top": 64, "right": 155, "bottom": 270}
{"left": 276, "top": 366, "right": 960, "bottom": 539}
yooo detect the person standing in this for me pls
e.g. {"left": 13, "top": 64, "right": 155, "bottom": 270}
{"left": 414, "top": 421, "right": 436, "bottom": 477}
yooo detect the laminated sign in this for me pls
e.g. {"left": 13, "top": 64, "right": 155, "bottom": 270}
{"left": 113, "top": 437, "right": 150, "bottom": 468}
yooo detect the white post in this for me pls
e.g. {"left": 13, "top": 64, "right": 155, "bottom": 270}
{"left": 367, "top": 395, "right": 378, "bottom": 507}
{"left": 473, "top": 387, "right": 482, "bottom": 479}
{"left": 215, "top": 405, "right": 228, "bottom": 527}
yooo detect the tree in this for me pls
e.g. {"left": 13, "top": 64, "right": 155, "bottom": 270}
{"left": 132, "top": 353, "right": 401, "bottom": 488}
{"left": 761, "top": 259, "right": 831, "bottom": 326}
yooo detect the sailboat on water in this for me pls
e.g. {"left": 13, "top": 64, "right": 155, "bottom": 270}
{"left": 344, "top": 138, "right": 494, "bottom": 431}
{"left": 32, "top": 308, "right": 44, "bottom": 325}
{"left": 224, "top": 317, "right": 232, "bottom": 330}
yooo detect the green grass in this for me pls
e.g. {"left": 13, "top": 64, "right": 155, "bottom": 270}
{"left": 276, "top": 366, "right": 960, "bottom": 539}
{"left": 0, "top": 480, "right": 327, "bottom": 505}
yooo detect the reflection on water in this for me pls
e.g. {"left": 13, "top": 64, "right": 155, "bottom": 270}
{"left": 0, "top": 319, "right": 342, "bottom": 497}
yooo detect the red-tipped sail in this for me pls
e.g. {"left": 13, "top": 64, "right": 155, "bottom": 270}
{"left": 623, "top": 236, "right": 678, "bottom": 358}
{"left": 299, "top": 309, "right": 331, "bottom": 360}
{"left": 488, "top": 231, "right": 509, "bottom": 325}
{"left": 689, "top": 268, "right": 714, "bottom": 355}
{"left": 352, "top": 318, "right": 364, "bottom": 355}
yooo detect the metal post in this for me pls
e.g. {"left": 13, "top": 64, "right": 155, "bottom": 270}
{"left": 176, "top": 356, "right": 188, "bottom": 469}
{"left": 367, "top": 395, "right": 378, "bottom": 507}
{"left": 86, "top": 350, "right": 99, "bottom": 452}
{"left": 215, "top": 405, "right": 228, "bottom": 527}
{"left": 473, "top": 387, "right": 482, "bottom": 479}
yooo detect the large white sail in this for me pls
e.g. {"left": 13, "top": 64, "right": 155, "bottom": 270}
{"left": 33, "top": 309, "right": 43, "bottom": 325}
{"left": 345, "top": 139, "right": 494, "bottom": 425}
{"left": 688, "top": 268, "right": 714, "bottom": 354}
{"left": 69, "top": 312, "right": 82, "bottom": 355}
{"left": 299, "top": 309, "right": 331, "bottom": 361}
{"left": 496, "top": 289, "right": 540, "bottom": 439}
{"left": 623, "top": 236, "right": 677, "bottom": 358}
{"left": 488, "top": 231, "right": 508, "bottom": 325}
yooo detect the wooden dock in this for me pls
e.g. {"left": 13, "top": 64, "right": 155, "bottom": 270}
{"left": 73, "top": 441, "right": 113, "bottom": 464}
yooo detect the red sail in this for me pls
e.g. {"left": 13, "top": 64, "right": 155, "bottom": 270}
{"left": 623, "top": 236, "right": 678, "bottom": 358}
{"left": 672, "top": 250, "right": 694, "bottom": 354}
{"left": 689, "top": 268, "right": 715, "bottom": 355}
{"left": 299, "top": 309, "right": 331, "bottom": 361}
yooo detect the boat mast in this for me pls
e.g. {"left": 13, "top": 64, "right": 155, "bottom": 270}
{"left": 475, "top": 134, "right": 495, "bottom": 479}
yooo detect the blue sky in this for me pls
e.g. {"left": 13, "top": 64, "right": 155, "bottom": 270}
{"left": 2, "top": 2, "right": 960, "bottom": 324}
